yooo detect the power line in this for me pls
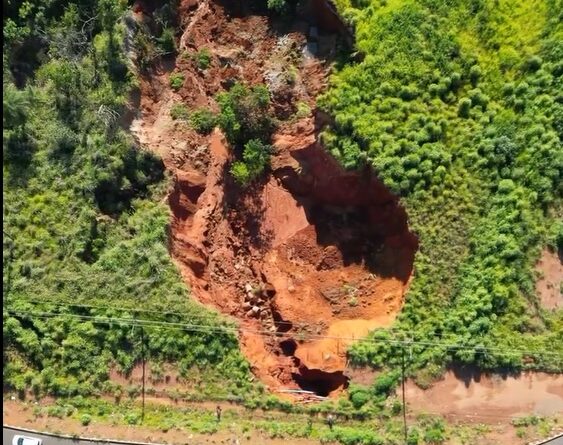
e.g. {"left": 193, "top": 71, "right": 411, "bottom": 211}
{"left": 6, "top": 308, "right": 563, "bottom": 359}
{"left": 13, "top": 296, "right": 297, "bottom": 328}
{"left": 11, "top": 298, "right": 563, "bottom": 358}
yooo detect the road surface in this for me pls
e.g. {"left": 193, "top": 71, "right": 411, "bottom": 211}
{"left": 530, "top": 433, "right": 563, "bottom": 445}
{"left": 3, "top": 427, "right": 162, "bottom": 445}
{"left": 4, "top": 425, "right": 562, "bottom": 445}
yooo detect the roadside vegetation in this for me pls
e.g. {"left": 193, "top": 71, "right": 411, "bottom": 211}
{"left": 320, "top": 0, "right": 563, "bottom": 380}
{"left": 7, "top": 395, "right": 561, "bottom": 445}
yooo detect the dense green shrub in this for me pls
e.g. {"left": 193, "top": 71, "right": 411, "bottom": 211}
{"left": 189, "top": 108, "right": 217, "bottom": 134}
{"left": 349, "top": 386, "right": 370, "bottom": 409}
{"left": 169, "top": 73, "right": 185, "bottom": 91}
{"left": 322, "top": 0, "right": 563, "bottom": 381}
{"left": 268, "top": 0, "right": 287, "bottom": 12}
{"left": 156, "top": 27, "right": 176, "bottom": 54}
{"left": 80, "top": 414, "right": 92, "bottom": 426}
{"left": 230, "top": 139, "right": 271, "bottom": 186}
{"left": 195, "top": 48, "right": 212, "bottom": 70}
{"left": 216, "top": 82, "right": 273, "bottom": 145}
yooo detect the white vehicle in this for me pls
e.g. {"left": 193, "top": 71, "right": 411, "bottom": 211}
{"left": 12, "top": 435, "right": 43, "bottom": 445}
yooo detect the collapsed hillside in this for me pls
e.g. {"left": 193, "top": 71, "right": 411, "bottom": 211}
{"left": 131, "top": 0, "right": 417, "bottom": 395}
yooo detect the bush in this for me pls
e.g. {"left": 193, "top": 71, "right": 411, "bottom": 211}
{"left": 295, "top": 101, "right": 311, "bottom": 118}
{"left": 469, "top": 65, "right": 482, "bottom": 86}
{"left": 189, "top": 108, "right": 216, "bottom": 134}
{"left": 268, "top": 0, "right": 287, "bottom": 12}
{"left": 423, "top": 419, "right": 446, "bottom": 444}
{"left": 230, "top": 139, "right": 271, "bottom": 186}
{"left": 458, "top": 98, "right": 472, "bottom": 118}
{"left": 125, "top": 412, "right": 140, "bottom": 425}
{"left": 349, "top": 387, "right": 370, "bottom": 409}
{"left": 524, "top": 55, "right": 542, "bottom": 72}
{"left": 156, "top": 27, "right": 176, "bottom": 54}
{"left": 372, "top": 371, "right": 400, "bottom": 397}
{"left": 169, "top": 73, "right": 185, "bottom": 91}
{"left": 195, "top": 48, "right": 211, "bottom": 70}
{"left": 231, "top": 161, "right": 251, "bottom": 185}
{"left": 216, "top": 83, "right": 273, "bottom": 145}
{"left": 80, "top": 414, "right": 92, "bottom": 426}
{"left": 407, "top": 427, "right": 420, "bottom": 445}
{"left": 170, "top": 103, "right": 189, "bottom": 120}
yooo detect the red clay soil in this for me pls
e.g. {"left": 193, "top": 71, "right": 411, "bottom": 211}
{"left": 131, "top": 0, "right": 417, "bottom": 396}
{"left": 405, "top": 370, "right": 563, "bottom": 421}
{"left": 535, "top": 248, "right": 562, "bottom": 310}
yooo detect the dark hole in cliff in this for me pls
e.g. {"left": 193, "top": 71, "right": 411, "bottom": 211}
{"left": 280, "top": 338, "right": 297, "bottom": 356}
{"left": 293, "top": 366, "right": 349, "bottom": 397}
{"left": 302, "top": 203, "right": 415, "bottom": 282}
{"left": 276, "top": 145, "right": 418, "bottom": 283}
{"left": 272, "top": 307, "right": 293, "bottom": 333}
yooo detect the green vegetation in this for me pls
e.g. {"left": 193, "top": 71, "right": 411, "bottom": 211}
{"left": 17, "top": 396, "right": 528, "bottom": 445}
{"left": 156, "top": 27, "right": 176, "bottom": 55}
{"left": 267, "top": 0, "right": 288, "bottom": 13}
{"left": 295, "top": 101, "right": 312, "bottom": 119}
{"left": 169, "top": 103, "right": 189, "bottom": 120}
{"left": 216, "top": 82, "right": 275, "bottom": 185}
{"left": 3, "top": 0, "right": 255, "bottom": 400}
{"left": 3, "top": 0, "right": 562, "bottom": 440}
{"left": 131, "top": 2, "right": 178, "bottom": 69}
{"left": 230, "top": 139, "right": 272, "bottom": 186}
{"left": 181, "top": 48, "right": 212, "bottom": 70}
{"left": 195, "top": 48, "right": 212, "bottom": 70}
{"left": 217, "top": 82, "right": 274, "bottom": 146}
{"left": 169, "top": 72, "right": 185, "bottom": 91}
{"left": 320, "top": 0, "right": 563, "bottom": 376}
{"left": 189, "top": 107, "right": 217, "bottom": 134}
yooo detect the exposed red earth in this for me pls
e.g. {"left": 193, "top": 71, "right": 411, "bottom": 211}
{"left": 130, "top": 0, "right": 417, "bottom": 395}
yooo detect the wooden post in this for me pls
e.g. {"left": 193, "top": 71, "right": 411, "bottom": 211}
{"left": 401, "top": 345, "right": 407, "bottom": 444}
{"left": 141, "top": 326, "right": 146, "bottom": 422}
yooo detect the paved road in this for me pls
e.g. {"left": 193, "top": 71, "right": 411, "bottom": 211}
{"left": 3, "top": 427, "right": 159, "bottom": 445}
{"left": 530, "top": 433, "right": 563, "bottom": 445}
{"left": 5, "top": 425, "right": 562, "bottom": 445}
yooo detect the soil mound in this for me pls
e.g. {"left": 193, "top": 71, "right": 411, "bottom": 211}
{"left": 132, "top": 0, "right": 418, "bottom": 396}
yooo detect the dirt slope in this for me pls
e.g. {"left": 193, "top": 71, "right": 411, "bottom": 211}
{"left": 406, "top": 370, "right": 563, "bottom": 419}
{"left": 131, "top": 0, "right": 417, "bottom": 396}
{"left": 535, "top": 248, "right": 562, "bottom": 310}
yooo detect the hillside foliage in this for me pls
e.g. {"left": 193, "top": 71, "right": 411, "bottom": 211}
{"left": 320, "top": 0, "right": 563, "bottom": 376}
{"left": 3, "top": 0, "right": 255, "bottom": 399}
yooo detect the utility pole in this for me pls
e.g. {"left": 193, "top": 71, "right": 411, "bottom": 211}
{"left": 401, "top": 344, "right": 408, "bottom": 445}
{"left": 140, "top": 326, "right": 146, "bottom": 423}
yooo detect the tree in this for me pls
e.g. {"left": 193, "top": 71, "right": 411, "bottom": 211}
{"left": 216, "top": 83, "right": 273, "bottom": 145}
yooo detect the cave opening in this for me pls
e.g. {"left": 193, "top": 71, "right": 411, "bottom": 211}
{"left": 293, "top": 367, "right": 350, "bottom": 397}
{"left": 279, "top": 338, "right": 298, "bottom": 356}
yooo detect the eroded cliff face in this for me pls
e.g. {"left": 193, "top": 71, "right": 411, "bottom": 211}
{"left": 132, "top": 0, "right": 417, "bottom": 396}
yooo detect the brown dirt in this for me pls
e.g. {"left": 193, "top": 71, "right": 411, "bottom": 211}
{"left": 405, "top": 369, "right": 563, "bottom": 420}
{"left": 535, "top": 248, "right": 562, "bottom": 310}
{"left": 131, "top": 0, "right": 417, "bottom": 397}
